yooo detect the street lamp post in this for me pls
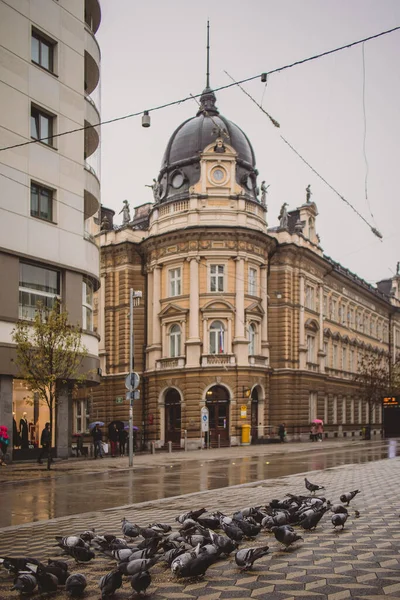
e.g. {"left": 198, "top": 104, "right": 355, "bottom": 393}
{"left": 129, "top": 289, "right": 142, "bottom": 468}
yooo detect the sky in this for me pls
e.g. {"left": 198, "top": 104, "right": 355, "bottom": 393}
{"left": 96, "top": 0, "right": 400, "bottom": 286}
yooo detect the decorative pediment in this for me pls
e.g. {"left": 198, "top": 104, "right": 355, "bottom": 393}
{"left": 201, "top": 300, "right": 235, "bottom": 313}
{"left": 332, "top": 331, "right": 341, "bottom": 341}
{"left": 305, "top": 318, "right": 319, "bottom": 332}
{"left": 245, "top": 301, "right": 265, "bottom": 317}
{"left": 159, "top": 303, "right": 189, "bottom": 318}
{"left": 324, "top": 327, "right": 332, "bottom": 338}
{"left": 342, "top": 335, "right": 350, "bottom": 344}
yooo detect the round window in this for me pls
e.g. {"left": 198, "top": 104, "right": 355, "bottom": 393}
{"left": 171, "top": 172, "right": 184, "bottom": 189}
{"left": 212, "top": 168, "right": 225, "bottom": 182}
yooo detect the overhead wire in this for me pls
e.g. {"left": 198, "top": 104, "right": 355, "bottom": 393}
{"left": 0, "top": 24, "right": 399, "bottom": 153}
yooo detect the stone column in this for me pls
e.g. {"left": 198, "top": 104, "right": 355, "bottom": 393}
{"left": 233, "top": 257, "right": 248, "bottom": 365}
{"left": 153, "top": 265, "right": 161, "bottom": 346}
{"left": 260, "top": 265, "right": 269, "bottom": 360}
{"left": 56, "top": 382, "right": 71, "bottom": 459}
{"left": 0, "top": 376, "right": 13, "bottom": 452}
{"left": 318, "top": 284, "right": 325, "bottom": 372}
{"left": 186, "top": 257, "right": 201, "bottom": 367}
{"left": 147, "top": 265, "right": 161, "bottom": 369}
{"left": 299, "top": 275, "right": 306, "bottom": 369}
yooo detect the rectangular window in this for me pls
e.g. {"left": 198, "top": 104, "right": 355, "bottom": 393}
{"left": 74, "top": 399, "right": 90, "bottom": 434}
{"left": 31, "top": 105, "right": 54, "bottom": 146}
{"left": 349, "top": 308, "right": 354, "bottom": 328}
{"left": 19, "top": 262, "right": 60, "bottom": 320}
{"left": 31, "top": 29, "right": 55, "bottom": 72}
{"left": 169, "top": 267, "right": 181, "bottom": 297}
{"left": 324, "top": 395, "right": 328, "bottom": 425}
{"left": 349, "top": 349, "right": 354, "bottom": 372}
{"left": 333, "top": 345, "right": 338, "bottom": 369}
{"left": 330, "top": 298, "right": 337, "bottom": 321}
{"left": 31, "top": 182, "right": 53, "bottom": 221}
{"left": 307, "top": 335, "right": 315, "bottom": 363}
{"left": 210, "top": 264, "right": 224, "bottom": 292}
{"left": 342, "top": 347, "right": 347, "bottom": 371}
{"left": 342, "top": 397, "right": 346, "bottom": 424}
{"left": 323, "top": 295, "right": 328, "bottom": 317}
{"left": 323, "top": 341, "right": 328, "bottom": 368}
{"left": 350, "top": 398, "right": 355, "bottom": 424}
{"left": 248, "top": 267, "right": 257, "bottom": 295}
{"left": 358, "top": 399, "right": 362, "bottom": 424}
{"left": 333, "top": 395, "right": 338, "bottom": 424}
{"left": 305, "top": 285, "right": 315, "bottom": 310}
{"left": 309, "top": 392, "right": 317, "bottom": 422}
{"left": 82, "top": 279, "right": 94, "bottom": 331}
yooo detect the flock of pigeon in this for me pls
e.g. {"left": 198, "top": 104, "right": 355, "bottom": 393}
{"left": 1, "top": 477, "right": 361, "bottom": 598}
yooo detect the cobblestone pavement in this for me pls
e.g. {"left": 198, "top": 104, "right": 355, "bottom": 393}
{"left": 0, "top": 442, "right": 399, "bottom": 599}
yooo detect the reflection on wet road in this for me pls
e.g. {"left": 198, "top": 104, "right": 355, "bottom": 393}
{"left": 3, "top": 441, "right": 398, "bottom": 528}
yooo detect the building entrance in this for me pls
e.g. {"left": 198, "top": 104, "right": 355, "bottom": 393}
{"left": 206, "top": 385, "right": 230, "bottom": 446}
{"left": 164, "top": 389, "right": 181, "bottom": 445}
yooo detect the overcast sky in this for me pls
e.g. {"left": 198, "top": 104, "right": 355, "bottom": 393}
{"left": 96, "top": 0, "right": 400, "bottom": 286}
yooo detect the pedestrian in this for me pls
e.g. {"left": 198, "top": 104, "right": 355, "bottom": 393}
{"left": 118, "top": 427, "right": 128, "bottom": 456}
{"left": 0, "top": 426, "right": 10, "bottom": 466}
{"left": 91, "top": 424, "right": 104, "bottom": 459}
{"left": 310, "top": 423, "right": 317, "bottom": 442}
{"left": 109, "top": 423, "right": 119, "bottom": 457}
{"left": 278, "top": 423, "right": 286, "bottom": 443}
{"left": 316, "top": 421, "right": 324, "bottom": 442}
{"left": 37, "top": 422, "right": 52, "bottom": 464}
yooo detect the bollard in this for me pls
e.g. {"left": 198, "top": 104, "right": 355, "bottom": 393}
{"left": 151, "top": 441, "right": 156, "bottom": 454}
{"left": 184, "top": 430, "right": 187, "bottom": 452}
{"left": 168, "top": 441, "right": 172, "bottom": 453}
{"left": 218, "top": 434, "right": 220, "bottom": 448}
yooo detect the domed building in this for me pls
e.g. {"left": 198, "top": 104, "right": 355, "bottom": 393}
{"left": 91, "top": 83, "right": 400, "bottom": 452}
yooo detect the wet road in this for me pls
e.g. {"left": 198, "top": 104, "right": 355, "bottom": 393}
{"left": 3, "top": 440, "right": 398, "bottom": 528}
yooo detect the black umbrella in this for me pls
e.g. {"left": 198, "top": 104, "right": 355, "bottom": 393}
{"left": 108, "top": 420, "right": 124, "bottom": 432}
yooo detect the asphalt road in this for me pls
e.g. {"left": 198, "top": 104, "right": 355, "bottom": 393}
{"left": 3, "top": 439, "right": 397, "bottom": 528}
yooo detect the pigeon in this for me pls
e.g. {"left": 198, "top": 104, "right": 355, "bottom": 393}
{"left": 79, "top": 529, "right": 96, "bottom": 543}
{"left": 305, "top": 478, "right": 325, "bottom": 494}
{"left": 55, "top": 535, "right": 88, "bottom": 549}
{"left": 171, "top": 547, "right": 200, "bottom": 576}
{"left": 37, "top": 570, "right": 59, "bottom": 594}
{"left": 148, "top": 522, "right": 172, "bottom": 534}
{"left": 209, "top": 531, "right": 238, "bottom": 556}
{"left": 220, "top": 520, "right": 244, "bottom": 542}
{"left": 332, "top": 512, "right": 348, "bottom": 529}
{"left": 43, "top": 563, "right": 70, "bottom": 584}
{"left": 175, "top": 508, "right": 207, "bottom": 524}
{"left": 196, "top": 515, "right": 220, "bottom": 530}
{"left": 121, "top": 518, "right": 141, "bottom": 538}
{"left": 340, "top": 490, "right": 360, "bottom": 505}
{"left": 63, "top": 545, "right": 95, "bottom": 563}
{"left": 10, "top": 572, "right": 37, "bottom": 594}
{"left": 111, "top": 548, "right": 135, "bottom": 562}
{"left": 0, "top": 556, "right": 42, "bottom": 574}
{"left": 130, "top": 570, "right": 151, "bottom": 595}
{"left": 299, "top": 506, "right": 329, "bottom": 530}
{"left": 354, "top": 510, "right": 360, "bottom": 518}
{"left": 329, "top": 504, "right": 348, "bottom": 514}
{"left": 174, "top": 552, "right": 216, "bottom": 578}
{"left": 233, "top": 517, "right": 261, "bottom": 538}
{"left": 65, "top": 573, "right": 87, "bottom": 597}
{"left": 47, "top": 559, "right": 69, "bottom": 571}
{"left": 271, "top": 525, "right": 303, "bottom": 550}
{"left": 99, "top": 569, "right": 123, "bottom": 598}
{"left": 234, "top": 545, "right": 269, "bottom": 570}
{"left": 118, "top": 557, "right": 158, "bottom": 576}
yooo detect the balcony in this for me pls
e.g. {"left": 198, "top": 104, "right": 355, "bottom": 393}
{"left": 201, "top": 354, "right": 236, "bottom": 367}
{"left": 156, "top": 357, "right": 185, "bottom": 370}
{"left": 84, "top": 29, "right": 100, "bottom": 95}
{"left": 85, "top": 0, "right": 101, "bottom": 34}
{"left": 84, "top": 162, "right": 100, "bottom": 219}
{"left": 84, "top": 96, "right": 100, "bottom": 158}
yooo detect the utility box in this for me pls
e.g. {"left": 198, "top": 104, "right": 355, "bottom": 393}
{"left": 241, "top": 424, "right": 251, "bottom": 445}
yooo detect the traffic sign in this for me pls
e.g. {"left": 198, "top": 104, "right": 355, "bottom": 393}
{"left": 116, "top": 396, "right": 124, "bottom": 404}
{"left": 126, "top": 390, "right": 141, "bottom": 402}
{"left": 125, "top": 372, "right": 140, "bottom": 390}
{"left": 201, "top": 406, "right": 209, "bottom": 432}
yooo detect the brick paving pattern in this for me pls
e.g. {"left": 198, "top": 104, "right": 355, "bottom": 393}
{"left": 0, "top": 451, "right": 399, "bottom": 599}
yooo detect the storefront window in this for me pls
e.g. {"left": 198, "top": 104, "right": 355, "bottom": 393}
{"left": 19, "top": 262, "right": 60, "bottom": 320}
{"left": 74, "top": 399, "right": 90, "bottom": 433}
{"left": 12, "top": 379, "right": 50, "bottom": 450}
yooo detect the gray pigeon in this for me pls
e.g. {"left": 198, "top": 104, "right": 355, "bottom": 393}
{"left": 340, "top": 490, "right": 360, "bottom": 505}
{"left": 271, "top": 525, "right": 303, "bottom": 550}
{"left": 65, "top": 573, "right": 87, "bottom": 597}
{"left": 305, "top": 477, "right": 325, "bottom": 494}
{"left": 209, "top": 531, "right": 238, "bottom": 556}
{"left": 235, "top": 545, "right": 269, "bottom": 570}
{"left": 11, "top": 572, "right": 37, "bottom": 594}
{"left": 99, "top": 569, "right": 123, "bottom": 598}
{"left": 37, "top": 570, "right": 59, "bottom": 594}
{"left": 330, "top": 504, "right": 348, "bottom": 515}
{"left": 171, "top": 546, "right": 200, "bottom": 576}
{"left": 174, "top": 552, "right": 216, "bottom": 578}
{"left": 130, "top": 570, "right": 151, "bottom": 595}
{"left": 299, "top": 506, "right": 329, "bottom": 530}
{"left": 149, "top": 522, "right": 172, "bottom": 534}
{"left": 332, "top": 512, "right": 348, "bottom": 529}
{"left": 121, "top": 518, "right": 140, "bottom": 538}
{"left": 118, "top": 557, "right": 158, "bottom": 576}
{"left": 64, "top": 545, "right": 95, "bottom": 563}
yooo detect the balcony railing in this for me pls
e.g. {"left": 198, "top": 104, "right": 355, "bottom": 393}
{"left": 201, "top": 354, "right": 235, "bottom": 366}
{"left": 249, "top": 355, "right": 268, "bottom": 367}
{"left": 156, "top": 357, "right": 185, "bottom": 370}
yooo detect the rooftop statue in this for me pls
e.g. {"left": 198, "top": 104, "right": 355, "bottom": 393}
{"left": 306, "top": 184, "right": 312, "bottom": 203}
{"left": 260, "top": 181, "right": 270, "bottom": 206}
{"left": 278, "top": 202, "right": 289, "bottom": 229}
{"left": 119, "top": 200, "right": 130, "bottom": 225}
{"left": 145, "top": 178, "right": 162, "bottom": 202}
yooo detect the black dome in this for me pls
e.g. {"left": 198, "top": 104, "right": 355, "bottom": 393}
{"left": 157, "top": 88, "right": 258, "bottom": 203}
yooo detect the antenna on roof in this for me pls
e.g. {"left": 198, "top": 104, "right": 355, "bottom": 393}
{"left": 206, "top": 20, "right": 210, "bottom": 89}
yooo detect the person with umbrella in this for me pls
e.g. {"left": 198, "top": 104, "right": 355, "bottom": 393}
{"left": 312, "top": 419, "right": 324, "bottom": 442}
{"left": 91, "top": 423, "right": 104, "bottom": 459}
{"left": 108, "top": 423, "right": 119, "bottom": 457}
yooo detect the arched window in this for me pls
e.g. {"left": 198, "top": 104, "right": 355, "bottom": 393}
{"left": 169, "top": 324, "right": 181, "bottom": 357}
{"left": 248, "top": 323, "right": 256, "bottom": 355}
{"left": 209, "top": 320, "right": 225, "bottom": 354}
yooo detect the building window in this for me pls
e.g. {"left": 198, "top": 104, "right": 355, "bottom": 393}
{"left": 307, "top": 335, "right": 316, "bottom": 363}
{"left": 323, "top": 341, "right": 329, "bottom": 367}
{"left": 309, "top": 392, "right": 317, "bottom": 422}
{"left": 19, "top": 262, "right": 60, "bottom": 320}
{"left": 323, "top": 295, "right": 328, "bottom": 318}
{"left": 31, "top": 182, "right": 53, "bottom": 221}
{"left": 342, "top": 347, "right": 347, "bottom": 371}
{"left": 248, "top": 323, "right": 256, "bottom": 355}
{"left": 31, "top": 105, "right": 54, "bottom": 146}
{"left": 333, "top": 345, "right": 338, "bottom": 369}
{"left": 330, "top": 298, "right": 337, "bottom": 321}
{"left": 168, "top": 267, "right": 181, "bottom": 297}
{"left": 333, "top": 395, "right": 338, "bottom": 424}
{"left": 324, "top": 395, "right": 328, "bottom": 424}
{"left": 74, "top": 399, "right": 90, "bottom": 433}
{"left": 342, "top": 397, "right": 346, "bottom": 424}
{"left": 305, "top": 285, "right": 315, "bottom": 310}
{"left": 358, "top": 399, "right": 362, "bottom": 424}
{"left": 350, "top": 398, "right": 355, "bottom": 424}
{"left": 349, "top": 349, "right": 355, "bottom": 372}
{"left": 31, "top": 29, "right": 55, "bottom": 72}
{"left": 349, "top": 308, "right": 354, "bottom": 328}
{"left": 209, "top": 320, "right": 225, "bottom": 354}
{"left": 82, "top": 279, "right": 94, "bottom": 331}
{"left": 248, "top": 267, "right": 257, "bottom": 295}
{"left": 210, "top": 265, "right": 225, "bottom": 292}
{"left": 169, "top": 324, "right": 181, "bottom": 358}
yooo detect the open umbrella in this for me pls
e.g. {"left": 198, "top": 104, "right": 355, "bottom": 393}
{"left": 312, "top": 419, "right": 324, "bottom": 425}
{"left": 124, "top": 423, "right": 139, "bottom": 431}
{"left": 89, "top": 421, "right": 105, "bottom": 430}
{"left": 109, "top": 420, "right": 124, "bottom": 431}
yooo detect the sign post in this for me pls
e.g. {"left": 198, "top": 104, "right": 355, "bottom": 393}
{"left": 127, "top": 289, "right": 142, "bottom": 467}
{"left": 201, "top": 406, "right": 209, "bottom": 449}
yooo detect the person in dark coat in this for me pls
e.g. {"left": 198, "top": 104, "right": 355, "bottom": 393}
{"left": 118, "top": 428, "right": 128, "bottom": 456}
{"left": 108, "top": 423, "right": 119, "bottom": 457}
{"left": 91, "top": 424, "right": 104, "bottom": 459}
{"left": 278, "top": 423, "right": 286, "bottom": 443}
{"left": 20, "top": 413, "right": 29, "bottom": 449}
{"left": 37, "top": 423, "right": 51, "bottom": 464}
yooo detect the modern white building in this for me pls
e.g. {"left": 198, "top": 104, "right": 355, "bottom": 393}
{"left": 0, "top": 0, "right": 101, "bottom": 459}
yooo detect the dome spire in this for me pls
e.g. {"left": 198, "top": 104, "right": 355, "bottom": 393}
{"left": 197, "top": 20, "right": 219, "bottom": 116}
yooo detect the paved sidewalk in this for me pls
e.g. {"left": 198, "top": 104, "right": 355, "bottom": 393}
{"left": 0, "top": 440, "right": 399, "bottom": 599}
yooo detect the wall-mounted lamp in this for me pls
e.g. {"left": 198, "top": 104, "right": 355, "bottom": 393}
{"left": 275, "top": 292, "right": 283, "bottom": 299}
{"left": 142, "top": 110, "right": 151, "bottom": 128}
{"left": 206, "top": 390, "right": 213, "bottom": 396}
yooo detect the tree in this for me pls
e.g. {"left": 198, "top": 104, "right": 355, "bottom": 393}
{"left": 353, "top": 350, "right": 390, "bottom": 435}
{"left": 12, "top": 301, "right": 88, "bottom": 469}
